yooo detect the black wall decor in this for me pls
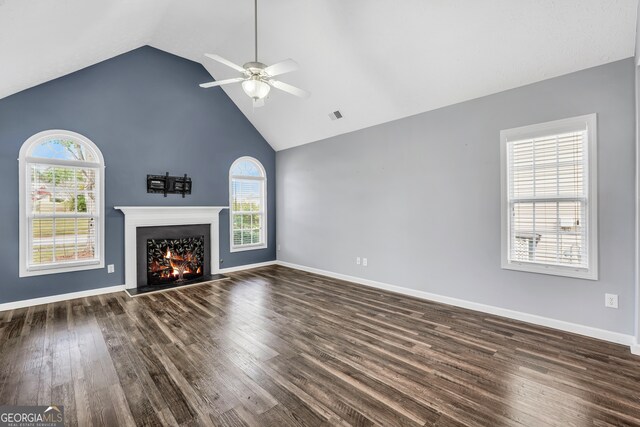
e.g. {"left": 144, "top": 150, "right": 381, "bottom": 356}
{"left": 147, "top": 173, "right": 192, "bottom": 197}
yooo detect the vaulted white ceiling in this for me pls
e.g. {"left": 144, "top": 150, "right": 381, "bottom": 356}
{"left": 1, "top": 0, "right": 637, "bottom": 150}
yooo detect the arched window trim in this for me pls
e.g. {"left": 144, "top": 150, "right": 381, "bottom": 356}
{"left": 229, "top": 156, "right": 267, "bottom": 252}
{"left": 18, "top": 129, "right": 105, "bottom": 277}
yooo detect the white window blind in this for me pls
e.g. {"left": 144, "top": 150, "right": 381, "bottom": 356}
{"left": 501, "top": 115, "right": 597, "bottom": 280}
{"left": 28, "top": 164, "right": 99, "bottom": 267}
{"left": 230, "top": 157, "right": 266, "bottom": 251}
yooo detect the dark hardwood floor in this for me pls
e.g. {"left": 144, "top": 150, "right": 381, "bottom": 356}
{"left": 1, "top": 265, "right": 640, "bottom": 426}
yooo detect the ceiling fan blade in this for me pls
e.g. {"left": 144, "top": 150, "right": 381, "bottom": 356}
{"left": 264, "top": 59, "right": 299, "bottom": 77}
{"left": 268, "top": 80, "right": 310, "bottom": 99}
{"left": 204, "top": 54, "right": 247, "bottom": 73}
{"left": 199, "top": 77, "right": 245, "bottom": 88}
{"left": 253, "top": 98, "right": 265, "bottom": 108}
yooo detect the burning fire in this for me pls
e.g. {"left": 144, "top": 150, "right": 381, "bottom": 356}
{"left": 148, "top": 238, "right": 204, "bottom": 286}
{"left": 158, "top": 247, "right": 197, "bottom": 282}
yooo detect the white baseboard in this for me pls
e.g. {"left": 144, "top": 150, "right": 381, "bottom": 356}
{"left": 2, "top": 260, "right": 634, "bottom": 353}
{"left": 219, "top": 260, "right": 278, "bottom": 274}
{"left": 0, "top": 284, "right": 127, "bottom": 312}
{"left": 277, "top": 260, "right": 636, "bottom": 348}
{"left": 0, "top": 260, "right": 279, "bottom": 312}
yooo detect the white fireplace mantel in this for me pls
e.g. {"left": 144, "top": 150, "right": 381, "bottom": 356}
{"left": 115, "top": 206, "right": 228, "bottom": 289}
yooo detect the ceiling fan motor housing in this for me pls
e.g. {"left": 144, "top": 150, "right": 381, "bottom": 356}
{"left": 243, "top": 62, "right": 268, "bottom": 76}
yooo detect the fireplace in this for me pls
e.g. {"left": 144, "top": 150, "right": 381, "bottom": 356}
{"left": 147, "top": 235, "right": 205, "bottom": 285}
{"left": 135, "top": 224, "right": 212, "bottom": 291}
{"left": 115, "top": 206, "right": 228, "bottom": 296}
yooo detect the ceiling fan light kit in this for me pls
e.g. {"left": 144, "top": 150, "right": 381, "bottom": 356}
{"left": 199, "top": 0, "right": 309, "bottom": 107}
{"left": 242, "top": 77, "right": 271, "bottom": 100}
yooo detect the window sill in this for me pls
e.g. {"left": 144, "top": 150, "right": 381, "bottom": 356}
{"left": 501, "top": 260, "right": 597, "bottom": 280}
{"left": 20, "top": 260, "right": 104, "bottom": 278}
{"left": 230, "top": 244, "right": 267, "bottom": 253}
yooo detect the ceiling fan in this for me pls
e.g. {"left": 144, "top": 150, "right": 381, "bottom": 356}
{"left": 199, "top": 0, "right": 310, "bottom": 108}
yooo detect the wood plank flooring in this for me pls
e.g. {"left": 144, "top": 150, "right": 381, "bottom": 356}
{"left": 1, "top": 265, "right": 640, "bottom": 426}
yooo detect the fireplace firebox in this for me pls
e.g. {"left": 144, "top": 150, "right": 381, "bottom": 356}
{"left": 147, "top": 236, "right": 205, "bottom": 285}
{"left": 134, "top": 224, "right": 215, "bottom": 294}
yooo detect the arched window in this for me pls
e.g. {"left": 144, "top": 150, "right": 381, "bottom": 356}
{"left": 19, "top": 130, "right": 105, "bottom": 277}
{"left": 229, "top": 157, "right": 267, "bottom": 252}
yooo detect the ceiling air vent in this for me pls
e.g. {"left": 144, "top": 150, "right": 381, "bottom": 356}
{"left": 329, "top": 110, "right": 343, "bottom": 121}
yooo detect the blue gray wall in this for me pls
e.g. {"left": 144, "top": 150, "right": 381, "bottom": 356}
{"left": 0, "top": 46, "right": 276, "bottom": 303}
{"left": 277, "top": 58, "right": 636, "bottom": 335}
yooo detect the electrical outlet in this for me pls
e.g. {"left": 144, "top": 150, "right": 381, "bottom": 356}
{"left": 362, "top": 258, "right": 368, "bottom": 267}
{"left": 107, "top": 264, "right": 115, "bottom": 274}
{"left": 277, "top": 244, "right": 281, "bottom": 251}
{"left": 356, "top": 257, "right": 361, "bottom": 265}
{"left": 605, "top": 293, "right": 618, "bottom": 309}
